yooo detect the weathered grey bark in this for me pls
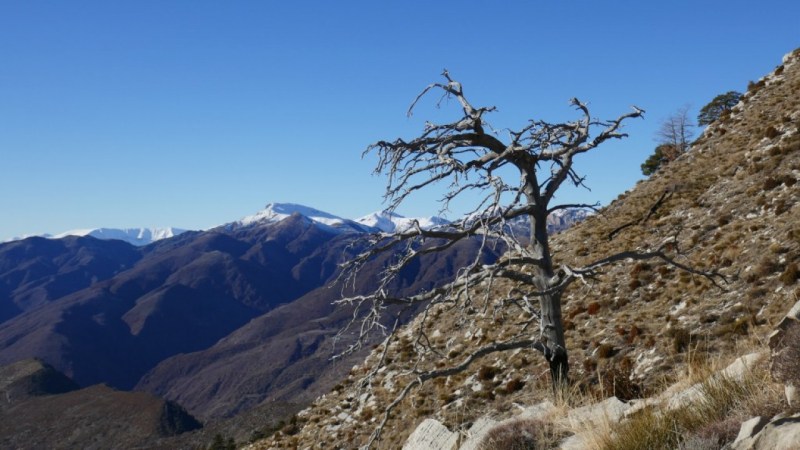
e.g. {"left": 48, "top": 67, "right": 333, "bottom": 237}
{"left": 524, "top": 179, "right": 568, "bottom": 385}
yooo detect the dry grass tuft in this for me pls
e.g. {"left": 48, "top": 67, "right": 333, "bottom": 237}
{"left": 602, "top": 360, "right": 787, "bottom": 450}
{"left": 478, "top": 418, "right": 564, "bottom": 450}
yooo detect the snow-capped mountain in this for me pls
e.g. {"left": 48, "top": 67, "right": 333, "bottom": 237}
{"left": 3, "top": 227, "right": 187, "bottom": 246}
{"left": 233, "top": 203, "right": 586, "bottom": 236}
{"left": 228, "top": 203, "right": 370, "bottom": 234}
{"left": 52, "top": 227, "right": 188, "bottom": 246}
{"left": 546, "top": 208, "right": 594, "bottom": 233}
{"left": 500, "top": 208, "right": 594, "bottom": 235}
{"left": 228, "top": 203, "right": 452, "bottom": 235}
{"left": 458, "top": 206, "right": 594, "bottom": 236}
{"left": 355, "top": 210, "right": 449, "bottom": 233}
{"left": 3, "top": 203, "right": 591, "bottom": 247}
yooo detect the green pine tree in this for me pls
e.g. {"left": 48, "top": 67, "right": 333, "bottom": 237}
{"left": 697, "top": 91, "right": 742, "bottom": 126}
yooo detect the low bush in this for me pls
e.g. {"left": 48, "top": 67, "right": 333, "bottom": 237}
{"left": 780, "top": 263, "right": 799, "bottom": 285}
{"left": 602, "top": 362, "right": 784, "bottom": 450}
{"left": 773, "top": 324, "right": 800, "bottom": 385}
{"left": 478, "top": 418, "right": 563, "bottom": 450}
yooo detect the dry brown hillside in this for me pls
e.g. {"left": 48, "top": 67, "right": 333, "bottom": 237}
{"left": 250, "top": 48, "right": 800, "bottom": 449}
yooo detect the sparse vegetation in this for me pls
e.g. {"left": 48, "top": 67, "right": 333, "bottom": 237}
{"left": 773, "top": 324, "right": 800, "bottom": 386}
{"left": 478, "top": 418, "right": 563, "bottom": 450}
{"left": 601, "top": 362, "right": 787, "bottom": 450}
{"left": 255, "top": 48, "right": 800, "bottom": 450}
{"left": 208, "top": 434, "right": 236, "bottom": 450}
{"left": 780, "top": 263, "right": 799, "bottom": 285}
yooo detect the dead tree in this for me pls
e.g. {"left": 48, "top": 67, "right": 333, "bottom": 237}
{"left": 656, "top": 105, "right": 695, "bottom": 159}
{"left": 336, "top": 71, "right": 723, "bottom": 448}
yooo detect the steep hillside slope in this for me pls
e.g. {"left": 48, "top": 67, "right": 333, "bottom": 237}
{"left": 253, "top": 48, "right": 800, "bottom": 449}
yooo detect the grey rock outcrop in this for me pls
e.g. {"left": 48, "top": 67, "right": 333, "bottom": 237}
{"left": 403, "top": 418, "right": 458, "bottom": 450}
{"left": 731, "top": 413, "right": 800, "bottom": 450}
{"left": 458, "top": 417, "right": 499, "bottom": 450}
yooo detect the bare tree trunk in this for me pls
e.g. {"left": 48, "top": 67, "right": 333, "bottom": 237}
{"left": 528, "top": 207, "right": 569, "bottom": 387}
{"left": 538, "top": 275, "right": 569, "bottom": 387}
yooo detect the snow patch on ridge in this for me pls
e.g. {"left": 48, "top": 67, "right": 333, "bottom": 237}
{"left": 355, "top": 211, "right": 449, "bottom": 233}
{"left": 52, "top": 227, "right": 187, "bottom": 246}
{"left": 3, "top": 227, "right": 187, "bottom": 246}
{"left": 231, "top": 203, "right": 370, "bottom": 234}
{"left": 237, "top": 203, "right": 351, "bottom": 228}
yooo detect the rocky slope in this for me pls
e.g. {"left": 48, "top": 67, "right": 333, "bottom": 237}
{"left": 251, "top": 48, "right": 800, "bottom": 449}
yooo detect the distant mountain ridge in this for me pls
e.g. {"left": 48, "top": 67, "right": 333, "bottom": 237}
{"left": 4, "top": 227, "right": 188, "bottom": 246}
{"left": 355, "top": 210, "right": 450, "bottom": 233}
{"left": 3, "top": 202, "right": 590, "bottom": 246}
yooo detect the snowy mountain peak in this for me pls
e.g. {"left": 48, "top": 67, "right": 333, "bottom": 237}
{"left": 355, "top": 210, "right": 449, "bottom": 233}
{"left": 237, "top": 203, "right": 345, "bottom": 227}
{"left": 232, "top": 203, "right": 370, "bottom": 234}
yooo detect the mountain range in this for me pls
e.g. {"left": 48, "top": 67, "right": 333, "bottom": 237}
{"left": 0, "top": 201, "right": 589, "bottom": 447}
{"left": 3, "top": 202, "right": 590, "bottom": 245}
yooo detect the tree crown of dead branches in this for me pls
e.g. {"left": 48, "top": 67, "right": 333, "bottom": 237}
{"left": 333, "top": 70, "right": 724, "bottom": 449}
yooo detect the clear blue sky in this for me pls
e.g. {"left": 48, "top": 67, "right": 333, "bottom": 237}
{"left": 1, "top": 1, "right": 798, "bottom": 239}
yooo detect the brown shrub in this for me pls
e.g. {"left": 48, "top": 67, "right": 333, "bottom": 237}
{"left": 596, "top": 343, "right": 616, "bottom": 359}
{"left": 764, "top": 125, "right": 781, "bottom": 139}
{"left": 566, "top": 304, "right": 586, "bottom": 320}
{"left": 775, "top": 199, "right": 790, "bottom": 215}
{"left": 478, "top": 418, "right": 563, "bottom": 450}
{"left": 587, "top": 302, "right": 601, "bottom": 315}
{"left": 713, "top": 317, "right": 750, "bottom": 337}
{"left": 748, "top": 79, "right": 766, "bottom": 93}
{"left": 630, "top": 262, "right": 651, "bottom": 277}
{"left": 773, "top": 323, "right": 800, "bottom": 385}
{"left": 755, "top": 257, "right": 782, "bottom": 277}
{"left": 669, "top": 328, "right": 692, "bottom": 353}
{"left": 780, "top": 263, "right": 799, "bottom": 285}
{"left": 478, "top": 365, "right": 499, "bottom": 381}
{"left": 599, "top": 360, "right": 641, "bottom": 401}
{"left": 503, "top": 377, "right": 526, "bottom": 394}
{"left": 763, "top": 176, "right": 781, "bottom": 190}
{"left": 685, "top": 417, "right": 742, "bottom": 449}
